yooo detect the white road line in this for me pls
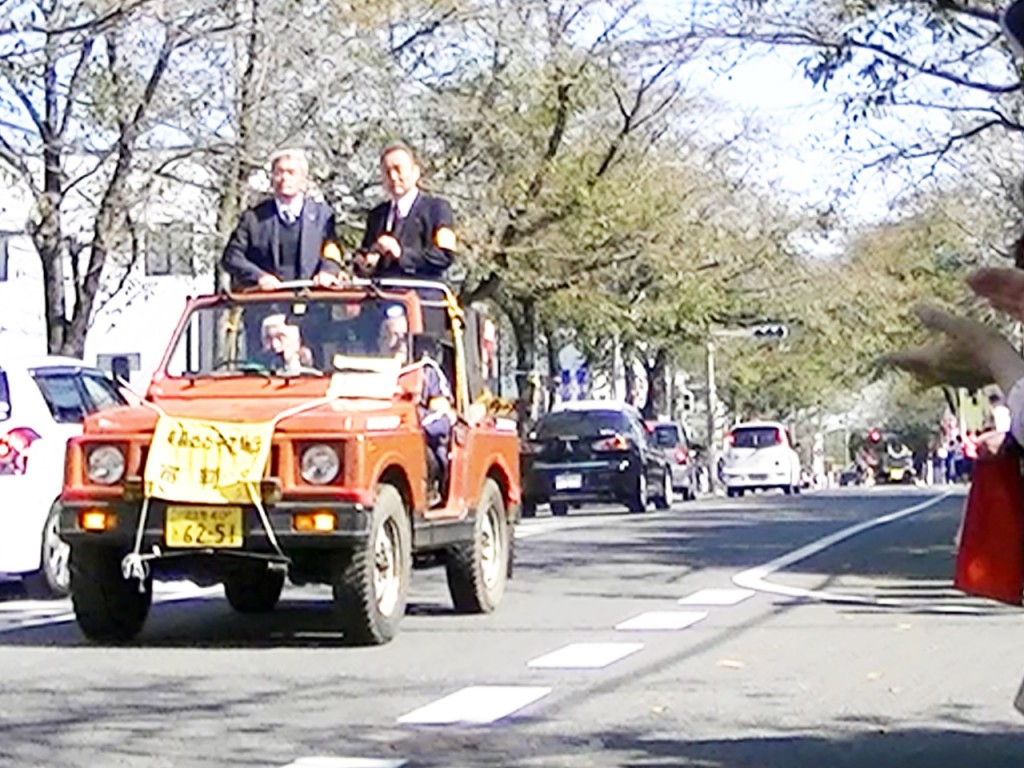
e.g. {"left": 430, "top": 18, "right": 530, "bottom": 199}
{"left": 0, "top": 581, "right": 221, "bottom": 635}
{"left": 614, "top": 611, "right": 708, "bottom": 631}
{"left": 279, "top": 759, "right": 407, "bottom": 768}
{"left": 397, "top": 686, "right": 551, "bottom": 725}
{"left": 514, "top": 519, "right": 598, "bottom": 540}
{"left": 678, "top": 588, "right": 755, "bottom": 606}
{"left": 527, "top": 642, "right": 644, "bottom": 669}
{"left": 732, "top": 492, "right": 952, "bottom": 605}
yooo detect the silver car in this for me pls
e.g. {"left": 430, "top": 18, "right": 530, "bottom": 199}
{"left": 650, "top": 422, "right": 698, "bottom": 501}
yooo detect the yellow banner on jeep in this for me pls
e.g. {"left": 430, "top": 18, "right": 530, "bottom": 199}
{"left": 144, "top": 416, "right": 274, "bottom": 504}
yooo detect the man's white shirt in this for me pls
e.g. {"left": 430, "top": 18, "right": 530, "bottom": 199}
{"left": 387, "top": 188, "right": 419, "bottom": 230}
{"left": 275, "top": 195, "right": 305, "bottom": 223}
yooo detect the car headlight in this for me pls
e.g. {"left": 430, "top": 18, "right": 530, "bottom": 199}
{"left": 300, "top": 444, "right": 340, "bottom": 485}
{"left": 87, "top": 445, "right": 125, "bottom": 485}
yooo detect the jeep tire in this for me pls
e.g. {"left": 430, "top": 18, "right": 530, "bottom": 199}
{"left": 332, "top": 484, "right": 411, "bottom": 645}
{"left": 70, "top": 545, "right": 152, "bottom": 643}
{"left": 224, "top": 567, "right": 285, "bottom": 613}
{"left": 446, "top": 478, "right": 509, "bottom": 613}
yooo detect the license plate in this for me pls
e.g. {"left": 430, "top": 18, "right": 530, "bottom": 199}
{"left": 554, "top": 473, "right": 583, "bottom": 491}
{"left": 890, "top": 469, "right": 904, "bottom": 480}
{"left": 165, "top": 506, "right": 243, "bottom": 548}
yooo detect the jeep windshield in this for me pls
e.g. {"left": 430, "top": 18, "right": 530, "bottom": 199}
{"left": 164, "top": 296, "right": 408, "bottom": 377}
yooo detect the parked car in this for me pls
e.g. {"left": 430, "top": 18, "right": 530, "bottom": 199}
{"left": 521, "top": 400, "right": 673, "bottom": 516}
{"left": 0, "top": 356, "right": 127, "bottom": 596}
{"left": 649, "top": 421, "right": 698, "bottom": 501}
{"left": 720, "top": 420, "right": 802, "bottom": 497}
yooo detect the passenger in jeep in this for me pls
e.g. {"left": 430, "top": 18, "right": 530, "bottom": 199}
{"left": 379, "top": 305, "right": 410, "bottom": 363}
{"left": 411, "top": 334, "right": 455, "bottom": 505}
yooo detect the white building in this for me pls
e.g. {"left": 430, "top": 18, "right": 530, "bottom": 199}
{"left": 0, "top": 172, "right": 217, "bottom": 389}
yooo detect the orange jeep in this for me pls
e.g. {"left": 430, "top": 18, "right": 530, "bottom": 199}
{"left": 58, "top": 279, "right": 521, "bottom": 645}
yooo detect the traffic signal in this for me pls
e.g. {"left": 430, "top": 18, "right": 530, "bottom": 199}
{"left": 752, "top": 324, "right": 787, "bottom": 340}
{"left": 868, "top": 428, "right": 882, "bottom": 443}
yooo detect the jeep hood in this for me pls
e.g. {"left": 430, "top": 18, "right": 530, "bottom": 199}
{"left": 84, "top": 396, "right": 409, "bottom": 435}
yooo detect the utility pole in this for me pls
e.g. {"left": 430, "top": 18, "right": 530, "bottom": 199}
{"left": 706, "top": 339, "right": 718, "bottom": 494}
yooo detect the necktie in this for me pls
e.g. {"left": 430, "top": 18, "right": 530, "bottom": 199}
{"left": 388, "top": 203, "right": 400, "bottom": 233}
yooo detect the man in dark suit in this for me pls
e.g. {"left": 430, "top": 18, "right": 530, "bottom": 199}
{"left": 222, "top": 149, "right": 344, "bottom": 290}
{"left": 355, "top": 143, "right": 456, "bottom": 281}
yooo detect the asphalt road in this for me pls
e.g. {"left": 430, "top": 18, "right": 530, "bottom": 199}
{"left": 1, "top": 486, "right": 1022, "bottom": 768}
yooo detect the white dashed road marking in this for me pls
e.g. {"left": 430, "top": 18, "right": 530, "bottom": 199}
{"left": 614, "top": 611, "right": 708, "bottom": 631}
{"left": 279, "top": 759, "right": 407, "bottom": 768}
{"left": 678, "top": 588, "right": 755, "bottom": 606}
{"left": 732, "top": 493, "right": 952, "bottom": 605}
{"left": 527, "top": 642, "right": 644, "bottom": 669}
{"left": 397, "top": 686, "right": 552, "bottom": 725}
{"left": 514, "top": 519, "right": 599, "bottom": 539}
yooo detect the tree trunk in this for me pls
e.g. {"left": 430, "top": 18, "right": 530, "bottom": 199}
{"left": 214, "top": 0, "right": 261, "bottom": 292}
{"left": 643, "top": 347, "right": 669, "bottom": 420}
{"left": 542, "top": 319, "right": 560, "bottom": 406}
{"left": 501, "top": 293, "right": 537, "bottom": 433}
{"left": 38, "top": 29, "right": 68, "bottom": 354}
{"left": 64, "top": 32, "right": 177, "bottom": 356}
{"left": 623, "top": 342, "right": 636, "bottom": 405}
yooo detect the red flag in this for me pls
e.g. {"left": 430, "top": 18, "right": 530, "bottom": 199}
{"left": 954, "top": 449, "right": 1024, "bottom": 606}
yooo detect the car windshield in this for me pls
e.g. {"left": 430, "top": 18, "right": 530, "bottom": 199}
{"left": 536, "top": 410, "right": 631, "bottom": 440}
{"left": 732, "top": 427, "right": 782, "bottom": 448}
{"left": 164, "top": 296, "right": 409, "bottom": 377}
{"left": 33, "top": 371, "right": 91, "bottom": 423}
{"left": 653, "top": 424, "right": 680, "bottom": 448}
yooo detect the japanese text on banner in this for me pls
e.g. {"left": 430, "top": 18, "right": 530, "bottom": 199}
{"left": 144, "top": 416, "right": 275, "bottom": 504}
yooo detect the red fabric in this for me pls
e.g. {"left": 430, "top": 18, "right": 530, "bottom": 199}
{"left": 954, "top": 450, "right": 1024, "bottom": 605}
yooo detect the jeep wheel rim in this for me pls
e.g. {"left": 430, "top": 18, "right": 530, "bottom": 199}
{"left": 480, "top": 505, "right": 502, "bottom": 590}
{"left": 374, "top": 518, "right": 401, "bottom": 617}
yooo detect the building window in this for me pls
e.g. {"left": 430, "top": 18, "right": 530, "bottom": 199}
{"left": 146, "top": 222, "right": 196, "bottom": 276}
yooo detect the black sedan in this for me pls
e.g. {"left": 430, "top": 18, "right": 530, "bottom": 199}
{"left": 520, "top": 402, "right": 672, "bottom": 517}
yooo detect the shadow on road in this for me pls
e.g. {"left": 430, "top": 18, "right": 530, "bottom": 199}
{"left": 0, "top": 593, "right": 459, "bottom": 649}
{"left": 392, "top": 721, "right": 1024, "bottom": 767}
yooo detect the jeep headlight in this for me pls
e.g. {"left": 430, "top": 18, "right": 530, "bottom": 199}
{"left": 87, "top": 445, "right": 125, "bottom": 485}
{"left": 300, "top": 444, "right": 340, "bottom": 485}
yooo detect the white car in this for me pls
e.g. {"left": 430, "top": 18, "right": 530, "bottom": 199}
{"left": 0, "top": 356, "right": 127, "bottom": 596}
{"left": 720, "top": 420, "right": 802, "bottom": 497}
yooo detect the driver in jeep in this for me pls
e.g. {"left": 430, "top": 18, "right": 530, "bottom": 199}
{"left": 261, "top": 313, "right": 314, "bottom": 374}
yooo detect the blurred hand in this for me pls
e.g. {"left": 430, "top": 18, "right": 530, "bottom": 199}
{"left": 968, "top": 267, "right": 1024, "bottom": 322}
{"left": 376, "top": 234, "right": 401, "bottom": 259}
{"left": 355, "top": 250, "right": 380, "bottom": 275}
{"left": 257, "top": 273, "right": 283, "bottom": 291}
{"left": 312, "top": 271, "right": 339, "bottom": 287}
{"left": 975, "top": 429, "right": 1008, "bottom": 458}
{"left": 883, "top": 341, "right": 995, "bottom": 391}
